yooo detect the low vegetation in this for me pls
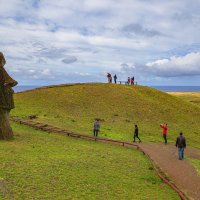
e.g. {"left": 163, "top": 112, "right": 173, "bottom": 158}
{"left": 0, "top": 123, "right": 180, "bottom": 199}
{"left": 12, "top": 83, "right": 200, "bottom": 148}
{"left": 168, "top": 92, "right": 200, "bottom": 107}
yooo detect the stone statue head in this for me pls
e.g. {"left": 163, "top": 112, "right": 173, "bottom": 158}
{"left": 0, "top": 52, "right": 6, "bottom": 67}
{"left": 0, "top": 52, "right": 18, "bottom": 87}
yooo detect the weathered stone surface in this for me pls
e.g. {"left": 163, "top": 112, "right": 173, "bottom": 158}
{"left": 0, "top": 52, "right": 18, "bottom": 140}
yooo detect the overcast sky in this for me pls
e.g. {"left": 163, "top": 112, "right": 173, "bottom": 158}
{"left": 1, "top": 0, "right": 200, "bottom": 86}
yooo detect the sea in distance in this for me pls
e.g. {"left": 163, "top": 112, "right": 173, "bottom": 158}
{"left": 150, "top": 86, "right": 200, "bottom": 92}
{"left": 13, "top": 85, "right": 200, "bottom": 93}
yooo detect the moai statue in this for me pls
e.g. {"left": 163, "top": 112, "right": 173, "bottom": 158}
{"left": 0, "top": 52, "right": 18, "bottom": 140}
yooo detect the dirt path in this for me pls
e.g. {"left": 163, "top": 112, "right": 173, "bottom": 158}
{"left": 11, "top": 117, "right": 200, "bottom": 199}
{"left": 139, "top": 143, "right": 200, "bottom": 200}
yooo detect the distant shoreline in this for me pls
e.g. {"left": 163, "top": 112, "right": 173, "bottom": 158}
{"left": 167, "top": 92, "right": 200, "bottom": 94}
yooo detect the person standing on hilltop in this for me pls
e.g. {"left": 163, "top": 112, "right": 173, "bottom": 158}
{"left": 107, "top": 73, "right": 112, "bottom": 83}
{"left": 133, "top": 125, "right": 141, "bottom": 143}
{"left": 127, "top": 77, "right": 130, "bottom": 85}
{"left": 93, "top": 119, "right": 100, "bottom": 137}
{"left": 110, "top": 74, "right": 112, "bottom": 83}
{"left": 176, "top": 132, "right": 186, "bottom": 160}
{"left": 114, "top": 74, "right": 117, "bottom": 84}
{"left": 160, "top": 123, "right": 168, "bottom": 144}
{"left": 131, "top": 76, "right": 134, "bottom": 85}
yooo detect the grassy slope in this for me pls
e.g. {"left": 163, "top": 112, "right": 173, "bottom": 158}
{"left": 0, "top": 123, "right": 179, "bottom": 200}
{"left": 168, "top": 92, "right": 200, "bottom": 107}
{"left": 12, "top": 83, "right": 200, "bottom": 147}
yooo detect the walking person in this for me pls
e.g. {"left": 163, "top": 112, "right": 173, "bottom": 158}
{"left": 93, "top": 119, "right": 100, "bottom": 137}
{"left": 114, "top": 74, "right": 117, "bottom": 84}
{"left": 176, "top": 132, "right": 186, "bottom": 160}
{"left": 131, "top": 76, "right": 134, "bottom": 85}
{"left": 133, "top": 125, "right": 141, "bottom": 142}
{"left": 160, "top": 123, "right": 168, "bottom": 144}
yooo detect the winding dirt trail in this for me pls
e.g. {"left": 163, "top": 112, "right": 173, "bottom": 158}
{"left": 139, "top": 143, "right": 200, "bottom": 200}
{"left": 11, "top": 117, "right": 200, "bottom": 199}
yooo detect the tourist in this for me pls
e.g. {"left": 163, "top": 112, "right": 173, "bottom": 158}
{"left": 93, "top": 119, "right": 100, "bottom": 137}
{"left": 110, "top": 74, "right": 112, "bottom": 83}
{"left": 160, "top": 123, "right": 168, "bottom": 144}
{"left": 114, "top": 74, "right": 117, "bottom": 84}
{"left": 107, "top": 73, "right": 112, "bottom": 83}
{"left": 127, "top": 77, "right": 130, "bottom": 85}
{"left": 176, "top": 132, "right": 186, "bottom": 160}
{"left": 131, "top": 76, "right": 134, "bottom": 85}
{"left": 133, "top": 125, "right": 141, "bottom": 143}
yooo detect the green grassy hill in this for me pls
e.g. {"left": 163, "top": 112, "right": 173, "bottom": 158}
{"left": 12, "top": 83, "right": 200, "bottom": 147}
{"left": 0, "top": 123, "right": 180, "bottom": 199}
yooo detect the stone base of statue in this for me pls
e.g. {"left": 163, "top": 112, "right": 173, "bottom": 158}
{"left": 0, "top": 109, "right": 13, "bottom": 140}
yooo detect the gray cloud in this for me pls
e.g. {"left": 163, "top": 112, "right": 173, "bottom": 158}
{"left": 120, "top": 63, "right": 135, "bottom": 71}
{"left": 118, "top": 63, "right": 136, "bottom": 80}
{"left": 62, "top": 56, "right": 77, "bottom": 64}
{"left": 120, "top": 63, "right": 129, "bottom": 68}
{"left": 122, "top": 23, "right": 162, "bottom": 37}
{"left": 8, "top": 67, "right": 56, "bottom": 81}
{"left": 32, "top": 43, "right": 69, "bottom": 59}
{"left": 7, "top": 55, "right": 33, "bottom": 61}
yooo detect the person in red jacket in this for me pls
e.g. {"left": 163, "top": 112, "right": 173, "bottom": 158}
{"left": 160, "top": 123, "right": 168, "bottom": 144}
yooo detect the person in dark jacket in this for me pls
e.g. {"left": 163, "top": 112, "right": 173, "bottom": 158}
{"left": 131, "top": 76, "right": 134, "bottom": 85}
{"left": 176, "top": 132, "right": 186, "bottom": 160}
{"left": 114, "top": 74, "right": 117, "bottom": 84}
{"left": 133, "top": 125, "right": 141, "bottom": 142}
{"left": 93, "top": 119, "right": 100, "bottom": 137}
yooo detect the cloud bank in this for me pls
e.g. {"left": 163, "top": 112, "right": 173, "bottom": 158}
{"left": 0, "top": 0, "right": 200, "bottom": 85}
{"left": 146, "top": 52, "right": 200, "bottom": 77}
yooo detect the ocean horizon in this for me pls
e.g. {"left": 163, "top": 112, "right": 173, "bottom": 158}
{"left": 13, "top": 85, "right": 200, "bottom": 93}
{"left": 150, "top": 85, "right": 200, "bottom": 92}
